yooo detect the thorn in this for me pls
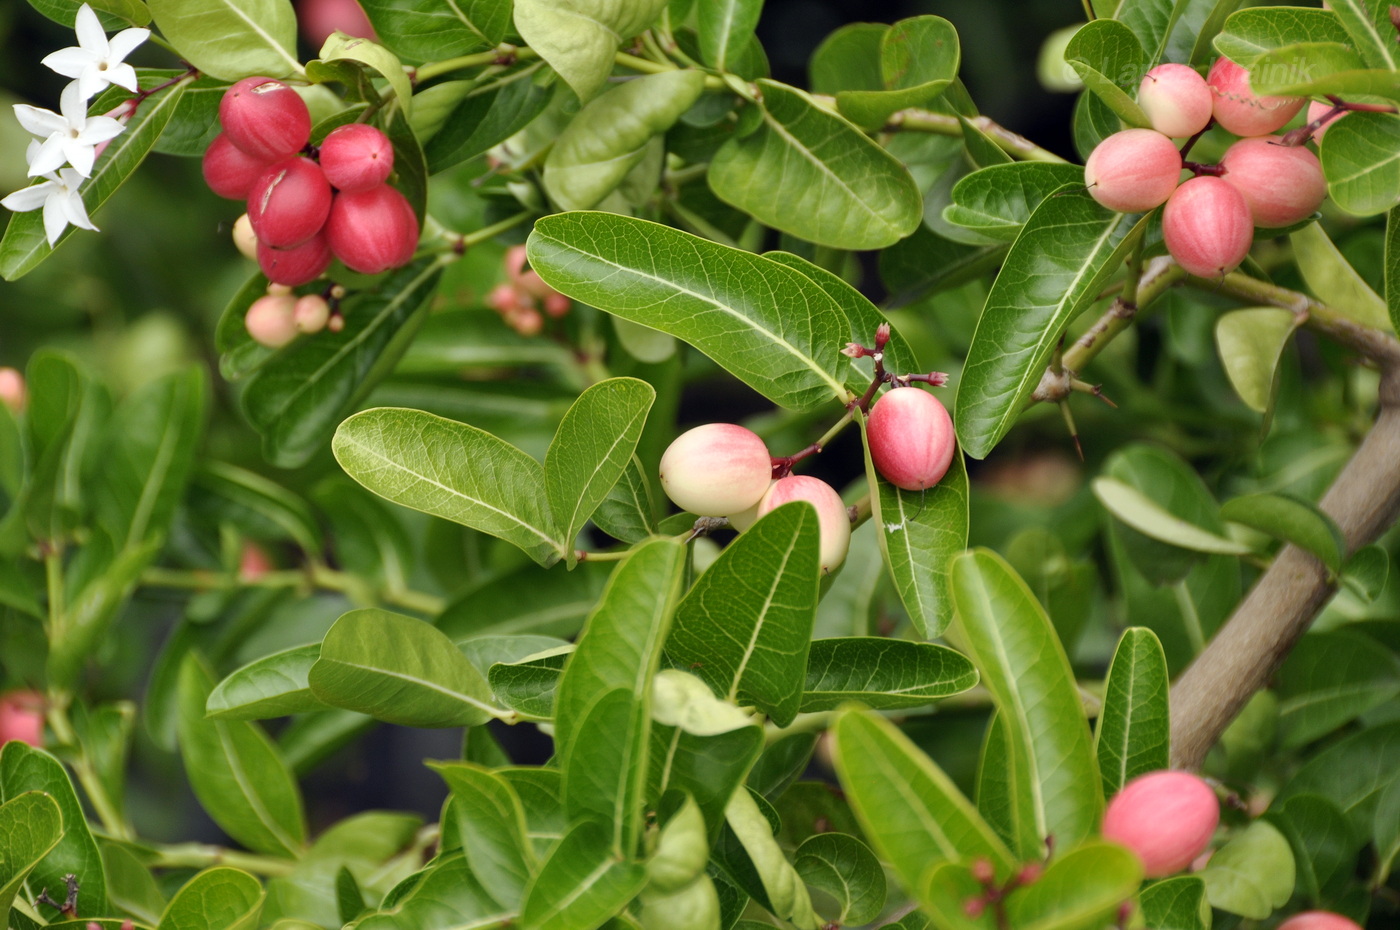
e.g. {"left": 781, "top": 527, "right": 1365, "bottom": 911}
{"left": 1059, "top": 401, "right": 1083, "bottom": 461}
{"left": 1070, "top": 378, "right": 1117, "bottom": 407}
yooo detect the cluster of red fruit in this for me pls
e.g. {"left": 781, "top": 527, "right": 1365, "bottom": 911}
{"left": 1084, "top": 57, "right": 1326, "bottom": 278}
{"left": 202, "top": 76, "right": 420, "bottom": 286}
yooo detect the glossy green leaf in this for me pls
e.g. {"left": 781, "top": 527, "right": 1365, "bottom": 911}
{"left": 528, "top": 212, "right": 851, "bottom": 410}
{"left": 206, "top": 644, "right": 326, "bottom": 720}
{"left": 1005, "top": 841, "right": 1143, "bottom": 930}
{"left": 440, "top": 561, "right": 612, "bottom": 640}
{"left": 1095, "top": 627, "right": 1170, "bottom": 799}
{"left": 432, "top": 762, "right": 535, "bottom": 908}
{"left": 709, "top": 79, "right": 923, "bottom": 249}
{"left": 1139, "top": 875, "right": 1209, "bottom": 930}
{"left": 1265, "top": 794, "right": 1363, "bottom": 904}
{"left": 649, "top": 724, "right": 764, "bottom": 837}
{"left": 1071, "top": 87, "right": 1120, "bottom": 162}
{"left": 954, "top": 189, "right": 1144, "bottom": 459}
{"left": 944, "top": 163, "right": 1086, "bottom": 242}
{"left": 799, "top": 637, "right": 978, "bottom": 712}
{"left": 316, "top": 33, "right": 411, "bottom": 117}
{"left": 793, "top": 833, "right": 884, "bottom": 926}
{"left": 1180, "top": 0, "right": 1249, "bottom": 65}
{"left": 1292, "top": 221, "right": 1393, "bottom": 333}
{"left": 101, "top": 840, "right": 166, "bottom": 926}
{"left": 976, "top": 710, "right": 1039, "bottom": 859}
{"left": 245, "top": 258, "right": 445, "bottom": 467}
{"left": 157, "top": 867, "right": 264, "bottom": 930}
{"left": 26, "top": 0, "right": 151, "bottom": 26}
{"left": 1214, "top": 306, "right": 1299, "bottom": 414}
{"left": 1327, "top": 0, "right": 1398, "bottom": 71}
{"left": 351, "top": 851, "right": 512, "bottom": 929}
{"left": 489, "top": 649, "right": 568, "bottom": 719}
{"left": 359, "top": 0, "right": 510, "bottom": 63}
{"left": 1250, "top": 43, "right": 1399, "bottom": 99}
{"left": 513, "top": 0, "right": 666, "bottom": 102}
{"left": 309, "top": 608, "right": 503, "bottom": 726}
{"left": 1276, "top": 630, "right": 1400, "bottom": 749}
{"left": 49, "top": 536, "right": 162, "bottom": 692}
{"left": 697, "top": 0, "right": 763, "bottom": 71}
{"left": 724, "top": 785, "right": 819, "bottom": 929}
{"left": 191, "top": 462, "right": 322, "bottom": 555}
{"left": 1094, "top": 477, "right": 1252, "bottom": 555}
{"left": 0, "top": 792, "right": 63, "bottom": 917}
{"left": 176, "top": 657, "right": 306, "bottom": 858}
{"left": 1064, "top": 19, "right": 1150, "bottom": 127}
{"left": 593, "top": 456, "right": 657, "bottom": 544}
{"left": 1321, "top": 112, "right": 1400, "bottom": 217}
{"left": 1117, "top": 0, "right": 1192, "bottom": 63}
{"left": 949, "top": 548, "right": 1103, "bottom": 854}
{"left": 421, "top": 67, "right": 555, "bottom": 173}
{"left": 668, "top": 502, "right": 820, "bottom": 727}
{"left": 520, "top": 821, "right": 648, "bottom": 930}
{"left": 651, "top": 669, "right": 757, "bottom": 735}
{"left": 146, "top": 0, "right": 299, "bottom": 81}
{"left": 1200, "top": 820, "right": 1295, "bottom": 919}
{"left": 638, "top": 874, "right": 721, "bottom": 930}
{"left": 835, "top": 16, "right": 961, "bottom": 129}
{"left": 1221, "top": 492, "right": 1345, "bottom": 574}
{"left": 809, "top": 22, "right": 885, "bottom": 95}
{"left": 1375, "top": 776, "right": 1400, "bottom": 883}
{"left": 1213, "top": 6, "right": 1350, "bottom": 68}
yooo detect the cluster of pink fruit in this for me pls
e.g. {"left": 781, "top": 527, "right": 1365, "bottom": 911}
{"left": 487, "top": 245, "right": 573, "bottom": 336}
{"left": 202, "top": 76, "right": 420, "bottom": 286}
{"left": 1084, "top": 57, "right": 1326, "bottom": 278}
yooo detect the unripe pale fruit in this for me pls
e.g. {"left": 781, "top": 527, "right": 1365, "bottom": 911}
{"left": 1138, "top": 64, "right": 1214, "bottom": 138}
{"left": 756, "top": 475, "right": 851, "bottom": 574}
{"left": 319, "top": 123, "right": 394, "bottom": 192}
{"left": 219, "top": 77, "right": 312, "bottom": 162}
{"left": 0, "top": 367, "right": 26, "bottom": 413}
{"left": 867, "top": 387, "right": 956, "bottom": 491}
{"left": 1207, "top": 57, "right": 1305, "bottom": 137}
{"left": 245, "top": 294, "right": 300, "bottom": 348}
{"left": 294, "top": 294, "right": 332, "bottom": 333}
{"left": 0, "top": 691, "right": 44, "bottom": 747}
{"left": 1307, "top": 100, "right": 1345, "bottom": 144}
{"left": 1276, "top": 912, "right": 1364, "bottom": 930}
{"left": 659, "top": 423, "right": 772, "bottom": 517}
{"left": 258, "top": 232, "right": 332, "bottom": 286}
{"left": 233, "top": 213, "right": 258, "bottom": 261}
{"left": 1102, "top": 770, "right": 1219, "bottom": 878}
{"left": 247, "top": 157, "right": 333, "bottom": 249}
{"left": 1162, "top": 176, "right": 1254, "bottom": 278}
{"left": 1219, "top": 135, "right": 1326, "bottom": 227}
{"left": 324, "top": 184, "right": 419, "bottom": 274}
{"left": 1084, "top": 129, "right": 1183, "bottom": 213}
{"left": 202, "top": 132, "right": 275, "bottom": 199}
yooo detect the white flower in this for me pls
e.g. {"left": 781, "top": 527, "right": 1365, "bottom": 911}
{"left": 14, "top": 81, "right": 125, "bottom": 178}
{"left": 2, "top": 145, "right": 99, "bottom": 246}
{"left": 41, "top": 3, "right": 149, "bottom": 101}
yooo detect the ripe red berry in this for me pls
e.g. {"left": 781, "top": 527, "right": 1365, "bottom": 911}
{"left": 1084, "top": 129, "right": 1183, "bottom": 213}
{"left": 1207, "top": 57, "right": 1305, "bottom": 137}
{"left": 659, "top": 423, "right": 772, "bottom": 517}
{"left": 1162, "top": 176, "right": 1254, "bottom": 278}
{"left": 319, "top": 123, "right": 394, "bottom": 192}
{"left": 247, "top": 156, "right": 333, "bottom": 249}
{"left": 1102, "top": 770, "right": 1219, "bottom": 878}
{"left": 324, "top": 184, "right": 419, "bottom": 273}
{"left": 1219, "top": 135, "right": 1326, "bottom": 228}
{"left": 1276, "top": 912, "right": 1364, "bottom": 930}
{"left": 245, "top": 293, "right": 300, "bottom": 348}
{"left": 296, "top": 0, "right": 377, "bottom": 49}
{"left": 866, "top": 386, "right": 955, "bottom": 491}
{"left": 755, "top": 475, "right": 851, "bottom": 574}
{"left": 0, "top": 691, "right": 44, "bottom": 747}
{"left": 1138, "top": 64, "right": 1213, "bottom": 138}
{"left": 202, "top": 132, "right": 276, "bottom": 199}
{"left": 258, "top": 232, "right": 331, "bottom": 287}
{"left": 219, "top": 77, "right": 313, "bottom": 162}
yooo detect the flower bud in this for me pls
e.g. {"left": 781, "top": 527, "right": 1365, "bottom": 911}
{"left": 324, "top": 184, "right": 420, "bottom": 274}
{"left": 258, "top": 232, "right": 332, "bottom": 287}
{"left": 1102, "top": 770, "right": 1219, "bottom": 878}
{"left": 659, "top": 423, "right": 772, "bottom": 517}
{"left": 866, "top": 386, "right": 956, "bottom": 491}
{"left": 487, "top": 283, "right": 522, "bottom": 314}
{"left": 1207, "top": 57, "right": 1305, "bottom": 137}
{"left": 1277, "top": 912, "right": 1364, "bottom": 930}
{"left": 232, "top": 213, "right": 259, "bottom": 260}
{"left": 0, "top": 367, "right": 26, "bottom": 413}
{"left": 319, "top": 123, "right": 394, "bottom": 193}
{"left": 238, "top": 542, "right": 274, "bottom": 581}
{"left": 1219, "top": 135, "right": 1326, "bottom": 227}
{"left": 245, "top": 294, "right": 300, "bottom": 348}
{"left": 507, "top": 306, "right": 544, "bottom": 336}
{"left": 219, "top": 77, "right": 312, "bottom": 162}
{"left": 1162, "top": 176, "right": 1254, "bottom": 278}
{"left": 504, "top": 243, "right": 529, "bottom": 281}
{"left": 543, "top": 292, "right": 572, "bottom": 317}
{"left": 1084, "top": 129, "right": 1183, "bottom": 213}
{"left": 1138, "top": 64, "right": 1214, "bottom": 138}
{"left": 293, "top": 294, "right": 332, "bottom": 333}
{"left": 755, "top": 475, "right": 851, "bottom": 574}
{"left": 0, "top": 691, "right": 45, "bottom": 747}
{"left": 248, "top": 156, "right": 333, "bottom": 249}
{"left": 202, "top": 132, "right": 275, "bottom": 199}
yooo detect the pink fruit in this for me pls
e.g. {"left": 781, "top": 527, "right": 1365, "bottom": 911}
{"left": 296, "top": 0, "right": 377, "bottom": 49}
{"left": 1084, "top": 129, "right": 1183, "bottom": 213}
{"left": 0, "top": 367, "right": 26, "bottom": 413}
{"left": 755, "top": 475, "right": 851, "bottom": 574}
{"left": 1306, "top": 100, "right": 1346, "bottom": 144}
{"left": 659, "top": 423, "right": 772, "bottom": 517}
{"left": 202, "top": 133, "right": 275, "bottom": 199}
{"left": 1219, "top": 135, "right": 1326, "bottom": 227}
{"left": 866, "top": 387, "right": 955, "bottom": 491}
{"left": 247, "top": 156, "right": 333, "bottom": 249}
{"left": 1162, "top": 176, "right": 1254, "bottom": 278}
{"left": 324, "top": 184, "right": 420, "bottom": 273}
{"left": 1138, "top": 64, "right": 1214, "bottom": 138}
{"left": 0, "top": 691, "right": 45, "bottom": 747}
{"left": 258, "top": 232, "right": 331, "bottom": 286}
{"left": 219, "top": 77, "right": 312, "bottom": 162}
{"left": 1207, "top": 57, "right": 1305, "bottom": 137}
{"left": 245, "top": 294, "right": 300, "bottom": 348}
{"left": 1102, "top": 770, "right": 1219, "bottom": 878}
{"left": 294, "top": 294, "right": 332, "bottom": 332}
{"left": 1276, "top": 912, "right": 1364, "bottom": 930}
{"left": 318, "top": 123, "right": 394, "bottom": 193}
{"left": 543, "top": 292, "right": 571, "bottom": 317}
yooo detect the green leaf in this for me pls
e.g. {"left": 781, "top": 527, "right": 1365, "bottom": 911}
{"left": 799, "top": 637, "right": 978, "bottom": 712}
{"left": 176, "top": 656, "right": 307, "bottom": 858}
{"left": 593, "top": 456, "right": 657, "bottom": 544}
{"left": 513, "top": 0, "right": 667, "bottom": 102}
{"left": 1213, "top": 6, "right": 1350, "bottom": 68}
{"left": 1250, "top": 43, "right": 1399, "bottom": 99}
{"left": 520, "top": 821, "right": 648, "bottom": 930}
{"left": 793, "top": 833, "right": 885, "bottom": 926}
{"left": 1139, "top": 875, "right": 1209, "bottom": 930}
{"left": 949, "top": 549, "right": 1103, "bottom": 855}
{"left": 359, "top": 0, "right": 510, "bottom": 63}
{"left": 944, "top": 163, "right": 1087, "bottom": 242}
{"left": 977, "top": 710, "right": 1039, "bottom": 859}
{"left": 0, "top": 79, "right": 190, "bottom": 281}
{"left": 1214, "top": 306, "right": 1299, "bottom": 415}
{"left": 1265, "top": 794, "right": 1364, "bottom": 904}
{"left": 309, "top": 608, "right": 502, "bottom": 726}
{"left": 546, "top": 378, "right": 655, "bottom": 562}
{"left": 1293, "top": 221, "right": 1393, "bottom": 333}
{"left": 0, "top": 792, "right": 63, "bottom": 917}
{"left": 49, "top": 537, "right": 162, "bottom": 692}
{"left": 315, "top": 33, "right": 412, "bottom": 117}
{"left": 835, "top": 16, "right": 961, "bottom": 129}
{"left": 101, "top": 840, "right": 166, "bottom": 926}
{"left": 723, "top": 786, "right": 819, "bottom": 929}
{"left": 1072, "top": 88, "right": 1120, "bottom": 162}
{"left": 667, "top": 501, "right": 820, "bottom": 727}
{"left": 1276, "top": 631, "right": 1400, "bottom": 749}
{"left": 1200, "top": 820, "right": 1295, "bottom": 919}
{"left": 1005, "top": 841, "right": 1144, "bottom": 930}
{"left": 1094, "top": 627, "right": 1170, "bottom": 799}
{"left": 1221, "top": 492, "right": 1345, "bottom": 574}
{"left": 651, "top": 669, "right": 758, "bottom": 736}
{"left": 350, "top": 851, "right": 512, "bottom": 929}
{"left": 697, "top": 0, "right": 763, "bottom": 71}
{"left": 954, "top": 189, "right": 1144, "bottom": 459}
{"left": 26, "top": 0, "right": 151, "bottom": 27}
{"left": 1376, "top": 777, "right": 1400, "bottom": 883}
{"left": 1389, "top": 207, "right": 1400, "bottom": 333}
{"left": 440, "top": 561, "right": 612, "bottom": 640}
{"left": 651, "top": 725, "right": 763, "bottom": 842}
{"left": 709, "top": 79, "right": 923, "bottom": 249}
{"left": 146, "top": 0, "right": 300, "bottom": 82}
{"left": 489, "top": 649, "right": 568, "bottom": 719}
{"left": 206, "top": 644, "right": 326, "bottom": 720}
{"left": 527, "top": 212, "right": 852, "bottom": 410}
{"left": 1321, "top": 112, "right": 1400, "bottom": 217}
{"left": 1093, "top": 477, "right": 1252, "bottom": 555}
{"left": 1328, "top": 0, "right": 1398, "bottom": 70}
{"left": 335, "top": 407, "right": 565, "bottom": 567}
{"left": 157, "top": 867, "right": 265, "bottom": 930}
{"left": 1117, "top": 0, "right": 1193, "bottom": 63}
{"left": 420, "top": 67, "right": 555, "bottom": 173}
{"left": 432, "top": 762, "right": 536, "bottom": 908}
{"left": 544, "top": 70, "right": 706, "bottom": 211}
{"left": 1064, "top": 20, "right": 1150, "bottom": 127}
{"left": 192, "top": 462, "right": 323, "bottom": 556}
{"left": 638, "top": 874, "right": 721, "bottom": 930}
{"left": 244, "top": 258, "right": 444, "bottom": 467}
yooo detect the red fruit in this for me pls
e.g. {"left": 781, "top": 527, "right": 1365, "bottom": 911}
{"left": 756, "top": 475, "right": 851, "bottom": 574}
{"left": 1207, "top": 57, "right": 1305, "bottom": 137}
{"left": 219, "top": 77, "right": 312, "bottom": 161}
{"left": 324, "top": 184, "right": 419, "bottom": 273}
{"left": 1162, "top": 176, "right": 1254, "bottom": 278}
{"left": 659, "top": 423, "right": 772, "bottom": 517}
{"left": 1138, "top": 64, "right": 1214, "bottom": 138}
{"left": 1102, "top": 771, "right": 1219, "bottom": 878}
{"left": 258, "top": 232, "right": 331, "bottom": 287}
{"left": 0, "top": 691, "right": 45, "bottom": 747}
{"left": 296, "top": 0, "right": 377, "bottom": 49}
{"left": 866, "top": 386, "right": 955, "bottom": 491}
{"left": 319, "top": 123, "right": 394, "bottom": 192}
{"left": 1277, "top": 912, "right": 1364, "bottom": 930}
{"left": 1219, "top": 135, "right": 1326, "bottom": 228}
{"left": 247, "top": 156, "right": 333, "bottom": 249}
{"left": 202, "top": 133, "right": 275, "bottom": 199}
{"left": 245, "top": 294, "right": 300, "bottom": 348}
{"left": 1084, "top": 129, "right": 1183, "bottom": 213}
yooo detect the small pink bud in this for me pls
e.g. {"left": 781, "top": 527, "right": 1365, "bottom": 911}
{"left": 202, "top": 133, "right": 276, "bottom": 200}
{"left": 0, "top": 367, "right": 27, "bottom": 413}
{"left": 238, "top": 542, "right": 274, "bottom": 581}
{"left": 504, "top": 244, "right": 529, "bottom": 282}
{"left": 325, "top": 184, "right": 420, "bottom": 274}
{"left": 245, "top": 294, "right": 300, "bottom": 348}
{"left": 0, "top": 691, "right": 45, "bottom": 747}
{"left": 1276, "top": 912, "right": 1364, "bottom": 930}
{"left": 1102, "top": 770, "right": 1219, "bottom": 878}
{"left": 755, "top": 475, "right": 851, "bottom": 574}
{"left": 1138, "top": 64, "right": 1214, "bottom": 138}
{"left": 248, "top": 157, "right": 333, "bottom": 249}
{"left": 219, "top": 77, "right": 312, "bottom": 162}
{"left": 1219, "top": 135, "right": 1326, "bottom": 227}
{"left": 293, "top": 294, "right": 332, "bottom": 333}
{"left": 508, "top": 306, "right": 544, "bottom": 336}
{"left": 867, "top": 387, "right": 956, "bottom": 491}
{"left": 969, "top": 858, "right": 995, "bottom": 885}
{"left": 327, "top": 313, "right": 345, "bottom": 333}
{"left": 517, "top": 269, "right": 555, "bottom": 300}
{"left": 1162, "top": 176, "right": 1254, "bottom": 279}
{"left": 543, "top": 292, "right": 571, "bottom": 317}
{"left": 1015, "top": 863, "right": 1043, "bottom": 886}
{"left": 1084, "top": 129, "right": 1183, "bottom": 213}
{"left": 963, "top": 898, "right": 986, "bottom": 918}
{"left": 1207, "top": 57, "right": 1305, "bottom": 137}
{"left": 659, "top": 423, "right": 773, "bottom": 517}
{"left": 318, "top": 123, "right": 394, "bottom": 193}
{"left": 487, "top": 283, "right": 522, "bottom": 314}
{"left": 232, "top": 213, "right": 258, "bottom": 261}
{"left": 258, "top": 232, "right": 332, "bottom": 287}
{"left": 841, "top": 343, "right": 869, "bottom": 359}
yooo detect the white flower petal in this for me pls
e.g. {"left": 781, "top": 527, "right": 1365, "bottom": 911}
{"left": 75, "top": 70, "right": 110, "bottom": 101}
{"left": 105, "top": 62, "right": 141, "bottom": 94}
{"left": 41, "top": 46, "right": 96, "bottom": 80}
{"left": 27, "top": 138, "right": 70, "bottom": 177}
{"left": 108, "top": 27, "right": 150, "bottom": 61}
{"left": 73, "top": 4, "right": 110, "bottom": 56}
{"left": 58, "top": 81, "right": 89, "bottom": 124}
{"left": 58, "top": 187, "right": 98, "bottom": 232}
{"left": 62, "top": 140, "right": 97, "bottom": 177}
{"left": 23, "top": 140, "right": 42, "bottom": 164}
{"left": 42, "top": 194, "right": 69, "bottom": 245}
{"left": 79, "top": 116, "right": 125, "bottom": 145}
{"left": 1, "top": 180, "right": 57, "bottom": 213}
{"left": 13, "top": 103, "right": 66, "bottom": 137}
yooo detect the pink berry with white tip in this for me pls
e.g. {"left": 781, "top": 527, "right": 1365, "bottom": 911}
{"left": 245, "top": 294, "right": 300, "bottom": 348}
{"left": 660, "top": 424, "right": 772, "bottom": 517}
{"left": 1162, "top": 176, "right": 1254, "bottom": 278}
{"left": 1138, "top": 64, "right": 1214, "bottom": 138}
{"left": 866, "top": 387, "right": 955, "bottom": 491}
{"left": 1102, "top": 770, "right": 1219, "bottom": 878}
{"left": 755, "top": 475, "right": 851, "bottom": 574}
{"left": 1219, "top": 135, "right": 1326, "bottom": 228}
{"left": 1084, "top": 129, "right": 1183, "bottom": 213}
{"left": 294, "top": 295, "right": 332, "bottom": 333}
{"left": 1207, "top": 57, "right": 1305, "bottom": 137}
